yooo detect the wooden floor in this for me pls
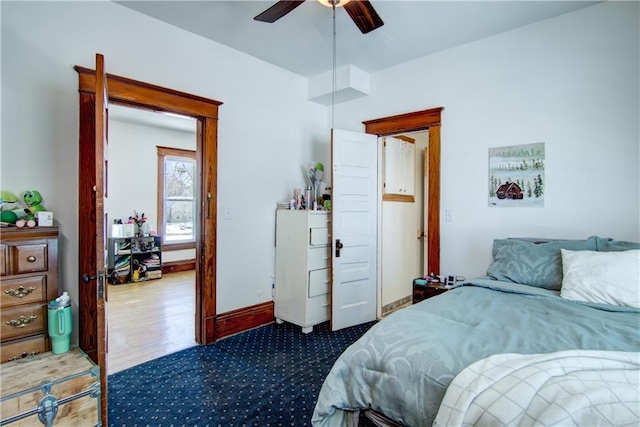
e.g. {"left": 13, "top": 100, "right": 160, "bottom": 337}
{"left": 107, "top": 270, "right": 197, "bottom": 374}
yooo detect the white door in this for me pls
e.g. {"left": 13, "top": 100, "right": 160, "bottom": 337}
{"left": 331, "top": 128, "right": 378, "bottom": 331}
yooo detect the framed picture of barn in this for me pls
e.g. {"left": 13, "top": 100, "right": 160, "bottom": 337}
{"left": 489, "top": 142, "right": 545, "bottom": 207}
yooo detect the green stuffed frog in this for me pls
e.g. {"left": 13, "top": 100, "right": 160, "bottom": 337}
{"left": 23, "top": 190, "right": 47, "bottom": 217}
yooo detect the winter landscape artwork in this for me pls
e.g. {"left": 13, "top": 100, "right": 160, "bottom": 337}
{"left": 489, "top": 142, "right": 545, "bottom": 207}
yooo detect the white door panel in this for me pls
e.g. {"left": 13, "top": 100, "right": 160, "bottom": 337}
{"left": 341, "top": 278, "right": 370, "bottom": 307}
{"left": 341, "top": 212, "right": 371, "bottom": 237}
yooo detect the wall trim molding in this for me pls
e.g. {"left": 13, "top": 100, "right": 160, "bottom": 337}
{"left": 162, "top": 260, "right": 196, "bottom": 274}
{"left": 215, "top": 301, "right": 274, "bottom": 340}
{"left": 381, "top": 295, "right": 412, "bottom": 317}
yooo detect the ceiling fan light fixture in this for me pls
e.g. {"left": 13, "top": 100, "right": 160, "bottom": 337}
{"left": 317, "top": 0, "right": 352, "bottom": 8}
{"left": 254, "top": 0, "right": 383, "bottom": 34}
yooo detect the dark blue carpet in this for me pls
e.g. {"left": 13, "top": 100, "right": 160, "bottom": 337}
{"left": 108, "top": 320, "right": 375, "bottom": 426}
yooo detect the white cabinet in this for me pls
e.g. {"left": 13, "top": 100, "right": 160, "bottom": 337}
{"left": 383, "top": 136, "right": 415, "bottom": 200}
{"left": 275, "top": 210, "right": 331, "bottom": 333}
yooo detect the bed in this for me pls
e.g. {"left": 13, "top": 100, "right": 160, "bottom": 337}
{"left": 312, "top": 236, "right": 640, "bottom": 426}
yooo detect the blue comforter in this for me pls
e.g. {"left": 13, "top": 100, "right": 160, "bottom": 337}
{"left": 312, "top": 279, "right": 640, "bottom": 426}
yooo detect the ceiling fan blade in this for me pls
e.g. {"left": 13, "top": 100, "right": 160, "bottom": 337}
{"left": 344, "top": 0, "right": 384, "bottom": 34}
{"left": 254, "top": 0, "right": 306, "bottom": 23}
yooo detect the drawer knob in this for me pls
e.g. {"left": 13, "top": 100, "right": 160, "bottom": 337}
{"left": 4, "top": 285, "right": 37, "bottom": 298}
{"left": 27, "top": 256, "right": 37, "bottom": 263}
{"left": 6, "top": 314, "right": 38, "bottom": 328}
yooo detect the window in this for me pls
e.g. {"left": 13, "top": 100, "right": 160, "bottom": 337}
{"left": 157, "top": 146, "right": 197, "bottom": 249}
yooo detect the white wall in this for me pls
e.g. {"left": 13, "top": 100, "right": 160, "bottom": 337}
{"left": 1, "top": 1, "right": 327, "bottom": 334}
{"left": 335, "top": 1, "right": 640, "bottom": 280}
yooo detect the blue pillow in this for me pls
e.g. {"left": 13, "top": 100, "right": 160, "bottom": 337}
{"left": 596, "top": 237, "right": 640, "bottom": 252}
{"left": 486, "top": 237, "right": 598, "bottom": 290}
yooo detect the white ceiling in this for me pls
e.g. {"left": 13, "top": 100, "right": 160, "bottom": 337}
{"left": 115, "top": 0, "right": 599, "bottom": 78}
{"left": 110, "top": 0, "right": 599, "bottom": 129}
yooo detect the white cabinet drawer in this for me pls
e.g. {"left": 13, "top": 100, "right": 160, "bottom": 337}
{"left": 308, "top": 247, "right": 330, "bottom": 271}
{"left": 309, "top": 268, "right": 330, "bottom": 297}
{"left": 310, "top": 227, "right": 330, "bottom": 246}
{"left": 307, "top": 293, "right": 330, "bottom": 324}
{"left": 309, "top": 213, "right": 330, "bottom": 228}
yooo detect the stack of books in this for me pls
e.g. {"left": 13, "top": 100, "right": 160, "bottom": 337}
{"left": 113, "top": 255, "right": 131, "bottom": 282}
{"left": 141, "top": 253, "right": 161, "bottom": 270}
{"left": 115, "top": 240, "right": 131, "bottom": 255}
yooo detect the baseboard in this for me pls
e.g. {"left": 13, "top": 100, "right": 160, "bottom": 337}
{"left": 380, "top": 295, "right": 412, "bottom": 317}
{"left": 215, "top": 301, "right": 274, "bottom": 340}
{"left": 162, "top": 260, "right": 196, "bottom": 274}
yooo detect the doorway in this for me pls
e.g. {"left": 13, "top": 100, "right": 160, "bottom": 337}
{"left": 106, "top": 105, "right": 198, "bottom": 373}
{"left": 364, "top": 107, "right": 443, "bottom": 277}
{"left": 75, "top": 65, "right": 222, "bottom": 365}
{"left": 362, "top": 107, "right": 443, "bottom": 317}
{"left": 379, "top": 130, "right": 429, "bottom": 314}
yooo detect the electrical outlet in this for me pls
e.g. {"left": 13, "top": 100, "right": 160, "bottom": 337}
{"left": 257, "top": 290, "right": 263, "bottom": 301}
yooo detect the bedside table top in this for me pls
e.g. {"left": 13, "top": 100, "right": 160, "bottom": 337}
{"left": 413, "top": 278, "right": 450, "bottom": 290}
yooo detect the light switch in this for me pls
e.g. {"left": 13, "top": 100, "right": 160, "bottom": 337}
{"left": 445, "top": 209, "right": 454, "bottom": 222}
{"left": 224, "top": 207, "right": 232, "bottom": 220}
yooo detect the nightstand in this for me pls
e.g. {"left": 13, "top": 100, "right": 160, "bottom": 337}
{"left": 413, "top": 279, "right": 448, "bottom": 304}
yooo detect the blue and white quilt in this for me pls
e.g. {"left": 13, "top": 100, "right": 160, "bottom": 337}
{"left": 311, "top": 279, "right": 640, "bottom": 426}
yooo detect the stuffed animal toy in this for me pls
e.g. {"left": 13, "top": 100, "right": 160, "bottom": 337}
{"left": 22, "top": 190, "right": 47, "bottom": 218}
{"left": 0, "top": 190, "right": 26, "bottom": 224}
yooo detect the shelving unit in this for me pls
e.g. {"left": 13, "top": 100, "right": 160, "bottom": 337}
{"left": 107, "top": 236, "right": 162, "bottom": 284}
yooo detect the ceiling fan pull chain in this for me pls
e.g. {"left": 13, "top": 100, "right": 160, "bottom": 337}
{"left": 332, "top": 2, "right": 336, "bottom": 130}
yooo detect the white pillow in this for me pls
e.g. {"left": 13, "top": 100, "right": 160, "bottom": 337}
{"left": 560, "top": 249, "right": 640, "bottom": 308}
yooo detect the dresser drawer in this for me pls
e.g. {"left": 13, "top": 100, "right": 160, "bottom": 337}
{"left": 0, "top": 334, "right": 47, "bottom": 363}
{"left": 307, "top": 293, "right": 330, "bottom": 324}
{"left": 1, "top": 305, "right": 46, "bottom": 341}
{"left": 0, "top": 244, "right": 6, "bottom": 276}
{"left": 309, "top": 213, "right": 330, "bottom": 228}
{"left": 309, "top": 268, "right": 330, "bottom": 297}
{"left": 310, "top": 227, "right": 330, "bottom": 246}
{"left": 1, "top": 276, "right": 46, "bottom": 309}
{"left": 10, "top": 243, "right": 48, "bottom": 274}
{"left": 308, "top": 247, "right": 330, "bottom": 271}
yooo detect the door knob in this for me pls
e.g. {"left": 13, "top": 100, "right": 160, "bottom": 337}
{"left": 83, "top": 270, "right": 116, "bottom": 284}
{"left": 336, "top": 239, "right": 344, "bottom": 257}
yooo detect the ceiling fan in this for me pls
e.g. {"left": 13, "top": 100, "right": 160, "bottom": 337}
{"left": 254, "top": 0, "right": 384, "bottom": 34}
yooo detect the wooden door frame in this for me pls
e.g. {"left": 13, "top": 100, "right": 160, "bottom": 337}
{"left": 76, "top": 66, "right": 222, "bottom": 362}
{"left": 363, "top": 107, "right": 443, "bottom": 275}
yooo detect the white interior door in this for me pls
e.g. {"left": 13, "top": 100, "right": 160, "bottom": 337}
{"left": 331, "top": 128, "right": 378, "bottom": 331}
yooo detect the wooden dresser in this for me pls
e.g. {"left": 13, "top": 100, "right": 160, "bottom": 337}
{"left": 0, "top": 226, "right": 59, "bottom": 363}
